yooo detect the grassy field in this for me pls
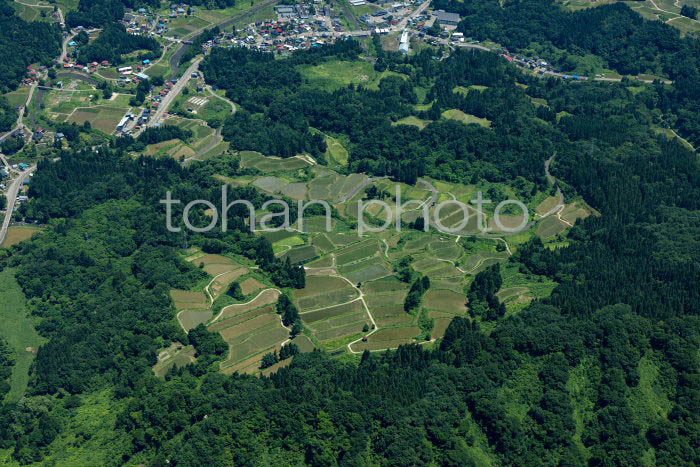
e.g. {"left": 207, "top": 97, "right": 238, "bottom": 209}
{"left": 12, "top": 1, "right": 54, "bottom": 22}
{"left": 67, "top": 106, "right": 130, "bottom": 133}
{"left": 168, "top": 15, "right": 212, "bottom": 38}
{"left": 3, "top": 87, "right": 30, "bottom": 108}
{"left": 152, "top": 343, "right": 196, "bottom": 377}
{"left": 1, "top": 226, "right": 43, "bottom": 247}
{"left": 442, "top": 109, "right": 491, "bottom": 127}
{"left": 298, "top": 60, "right": 408, "bottom": 92}
{"left": 0, "top": 268, "right": 44, "bottom": 402}
{"left": 393, "top": 116, "right": 431, "bottom": 129}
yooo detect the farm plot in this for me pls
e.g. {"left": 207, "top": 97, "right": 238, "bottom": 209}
{"left": 335, "top": 240, "right": 380, "bottom": 266}
{"left": 209, "top": 268, "right": 248, "bottom": 300}
{"left": 429, "top": 240, "right": 462, "bottom": 260}
{"left": 461, "top": 252, "right": 509, "bottom": 274}
{"left": 308, "top": 173, "right": 343, "bottom": 199}
{"left": 402, "top": 235, "right": 433, "bottom": 252}
{"left": 364, "top": 284, "right": 412, "bottom": 327}
{"left": 153, "top": 343, "right": 196, "bottom": 378}
{"left": 337, "top": 173, "right": 369, "bottom": 200}
{"left": 536, "top": 196, "right": 561, "bottom": 216}
{"left": 213, "top": 288, "right": 281, "bottom": 322}
{"left": 340, "top": 257, "right": 392, "bottom": 284}
{"left": 442, "top": 109, "right": 491, "bottom": 127}
{"left": 328, "top": 232, "right": 358, "bottom": 246}
{"left": 1, "top": 227, "right": 42, "bottom": 247}
{"left": 315, "top": 321, "right": 367, "bottom": 342}
{"left": 3, "top": 87, "right": 30, "bottom": 108}
{"left": 67, "top": 106, "right": 129, "bottom": 133}
{"left": 260, "top": 229, "right": 299, "bottom": 244}
{"left": 253, "top": 176, "right": 287, "bottom": 193}
{"left": 560, "top": 200, "right": 594, "bottom": 224}
{"left": 280, "top": 182, "right": 308, "bottom": 200}
{"left": 177, "top": 310, "right": 213, "bottom": 332}
{"left": 312, "top": 233, "right": 336, "bottom": 252}
{"left": 279, "top": 245, "right": 319, "bottom": 264}
{"left": 430, "top": 315, "right": 454, "bottom": 339}
{"left": 238, "top": 151, "right": 310, "bottom": 171}
{"left": 350, "top": 326, "right": 422, "bottom": 351}
{"left": 301, "top": 299, "right": 363, "bottom": 324}
{"left": 239, "top": 277, "right": 266, "bottom": 295}
{"left": 208, "top": 305, "right": 276, "bottom": 333}
{"left": 536, "top": 216, "right": 569, "bottom": 239}
{"left": 362, "top": 276, "right": 407, "bottom": 294}
{"left": 219, "top": 321, "right": 289, "bottom": 370}
{"left": 301, "top": 216, "right": 336, "bottom": 233}
{"left": 169, "top": 15, "right": 211, "bottom": 37}
{"left": 431, "top": 203, "right": 481, "bottom": 233}
{"left": 423, "top": 289, "right": 468, "bottom": 314}
{"left": 293, "top": 275, "right": 359, "bottom": 311}
{"left": 496, "top": 286, "right": 530, "bottom": 303}
{"left": 170, "top": 289, "right": 208, "bottom": 310}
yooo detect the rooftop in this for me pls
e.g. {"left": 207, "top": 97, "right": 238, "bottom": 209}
{"left": 434, "top": 10, "right": 461, "bottom": 23}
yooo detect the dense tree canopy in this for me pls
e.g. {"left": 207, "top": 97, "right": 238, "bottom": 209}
{"left": 0, "top": 5, "right": 699, "bottom": 466}
{"left": 0, "top": 0, "right": 61, "bottom": 94}
{"left": 77, "top": 23, "right": 161, "bottom": 65}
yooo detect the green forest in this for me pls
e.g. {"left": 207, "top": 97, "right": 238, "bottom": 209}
{"left": 0, "top": 0, "right": 699, "bottom": 465}
{"left": 0, "top": 0, "right": 61, "bottom": 94}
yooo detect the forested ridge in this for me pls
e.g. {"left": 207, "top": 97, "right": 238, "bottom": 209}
{"left": 0, "top": 4, "right": 699, "bottom": 467}
{"left": 77, "top": 23, "right": 162, "bottom": 65}
{"left": 436, "top": 0, "right": 700, "bottom": 79}
{"left": 0, "top": 0, "right": 61, "bottom": 94}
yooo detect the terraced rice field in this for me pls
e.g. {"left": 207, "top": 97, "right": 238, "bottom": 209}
{"left": 219, "top": 321, "right": 289, "bottom": 371}
{"left": 302, "top": 299, "right": 363, "bottom": 324}
{"left": 239, "top": 151, "right": 310, "bottom": 171}
{"left": 301, "top": 216, "right": 335, "bottom": 233}
{"left": 362, "top": 277, "right": 407, "bottom": 294}
{"left": 280, "top": 245, "right": 319, "bottom": 264}
{"left": 340, "top": 258, "right": 392, "bottom": 284}
{"left": 423, "top": 289, "right": 468, "bottom": 314}
{"left": 240, "top": 277, "right": 266, "bottom": 295}
{"left": 213, "top": 288, "right": 281, "bottom": 322}
{"left": 536, "top": 216, "right": 568, "bottom": 238}
{"left": 335, "top": 240, "right": 380, "bottom": 266}
{"left": 364, "top": 279, "right": 410, "bottom": 327}
{"left": 177, "top": 309, "right": 213, "bottom": 332}
{"left": 170, "top": 289, "right": 208, "bottom": 310}
{"left": 312, "top": 233, "right": 336, "bottom": 252}
{"left": 429, "top": 240, "right": 462, "bottom": 260}
{"left": 293, "top": 276, "right": 359, "bottom": 311}
{"left": 536, "top": 196, "right": 560, "bottom": 216}
{"left": 351, "top": 326, "right": 422, "bottom": 351}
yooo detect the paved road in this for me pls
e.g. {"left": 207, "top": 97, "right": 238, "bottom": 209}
{"left": 0, "top": 165, "right": 35, "bottom": 246}
{"left": 60, "top": 32, "right": 76, "bottom": 64}
{"left": 166, "top": 0, "right": 281, "bottom": 74}
{"left": 0, "top": 83, "right": 35, "bottom": 144}
{"left": 147, "top": 58, "right": 203, "bottom": 129}
{"left": 447, "top": 41, "right": 674, "bottom": 85}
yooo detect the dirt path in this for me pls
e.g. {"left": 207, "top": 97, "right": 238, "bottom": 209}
{"left": 338, "top": 175, "right": 390, "bottom": 203}
{"left": 328, "top": 274, "right": 378, "bottom": 354}
{"left": 211, "top": 288, "right": 282, "bottom": 323}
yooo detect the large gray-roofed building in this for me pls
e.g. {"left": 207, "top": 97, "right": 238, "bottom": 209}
{"left": 434, "top": 9, "right": 461, "bottom": 26}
